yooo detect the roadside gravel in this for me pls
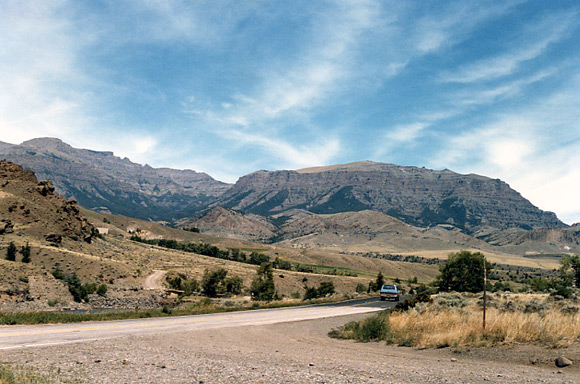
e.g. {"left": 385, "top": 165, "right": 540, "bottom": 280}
{"left": 2, "top": 313, "right": 578, "bottom": 383}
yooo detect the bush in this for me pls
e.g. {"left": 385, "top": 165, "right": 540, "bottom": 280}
{"left": 367, "top": 272, "right": 385, "bottom": 292}
{"left": 96, "top": 284, "right": 107, "bottom": 296}
{"left": 201, "top": 268, "right": 228, "bottom": 297}
{"left": 303, "top": 286, "right": 319, "bottom": 300}
{"left": 435, "top": 293, "right": 467, "bottom": 308}
{"left": 355, "top": 283, "right": 366, "bottom": 294}
{"left": 393, "top": 292, "right": 432, "bottom": 312}
{"left": 225, "top": 276, "right": 244, "bottom": 295}
{"left": 358, "top": 314, "right": 389, "bottom": 341}
{"left": 329, "top": 312, "right": 389, "bottom": 342}
{"left": 317, "top": 281, "right": 335, "bottom": 296}
{"left": 250, "top": 263, "right": 276, "bottom": 301}
{"left": 303, "top": 281, "right": 335, "bottom": 300}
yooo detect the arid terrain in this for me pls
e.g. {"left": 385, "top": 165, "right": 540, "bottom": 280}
{"left": 2, "top": 312, "right": 578, "bottom": 383}
{"left": 1, "top": 157, "right": 579, "bottom": 383}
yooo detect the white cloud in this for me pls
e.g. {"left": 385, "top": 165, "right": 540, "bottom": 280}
{"left": 441, "top": 12, "right": 577, "bottom": 83}
{"left": 0, "top": 1, "right": 96, "bottom": 146}
{"left": 411, "top": 0, "right": 524, "bottom": 54}
{"left": 185, "top": 1, "right": 381, "bottom": 169}
{"left": 431, "top": 83, "right": 580, "bottom": 224}
{"left": 225, "top": 129, "right": 341, "bottom": 170}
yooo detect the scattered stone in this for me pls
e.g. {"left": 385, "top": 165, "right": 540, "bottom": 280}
{"left": 450, "top": 358, "right": 457, "bottom": 362}
{"left": 45, "top": 233, "right": 62, "bottom": 244}
{"left": 0, "top": 220, "right": 13, "bottom": 234}
{"left": 555, "top": 356, "right": 572, "bottom": 368}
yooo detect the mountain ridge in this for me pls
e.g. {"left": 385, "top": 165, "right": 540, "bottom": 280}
{"left": 0, "top": 138, "right": 566, "bottom": 238}
{"left": 0, "top": 138, "right": 230, "bottom": 221}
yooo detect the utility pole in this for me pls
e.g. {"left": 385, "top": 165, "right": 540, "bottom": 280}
{"left": 483, "top": 258, "right": 487, "bottom": 331}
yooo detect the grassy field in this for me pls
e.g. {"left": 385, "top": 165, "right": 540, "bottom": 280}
{"left": 0, "top": 364, "right": 61, "bottom": 384}
{"left": 331, "top": 292, "right": 580, "bottom": 348}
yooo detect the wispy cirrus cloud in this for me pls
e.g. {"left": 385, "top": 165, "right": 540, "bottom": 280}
{"left": 411, "top": 0, "right": 524, "bottom": 53}
{"left": 440, "top": 11, "right": 577, "bottom": 83}
{"left": 430, "top": 72, "right": 580, "bottom": 222}
{"left": 186, "top": 1, "right": 384, "bottom": 170}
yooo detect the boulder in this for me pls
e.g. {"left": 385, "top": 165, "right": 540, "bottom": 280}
{"left": 555, "top": 356, "right": 572, "bottom": 368}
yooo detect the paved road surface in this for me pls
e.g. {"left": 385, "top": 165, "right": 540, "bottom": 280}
{"left": 0, "top": 297, "right": 394, "bottom": 350}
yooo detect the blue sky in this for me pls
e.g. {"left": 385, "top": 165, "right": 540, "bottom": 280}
{"left": 1, "top": 1, "right": 579, "bottom": 224}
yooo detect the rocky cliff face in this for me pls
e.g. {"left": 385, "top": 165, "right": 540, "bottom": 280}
{"left": 0, "top": 138, "right": 230, "bottom": 221}
{"left": 216, "top": 161, "right": 564, "bottom": 233}
{"left": 0, "top": 160, "right": 95, "bottom": 243}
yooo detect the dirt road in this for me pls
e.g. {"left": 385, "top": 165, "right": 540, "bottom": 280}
{"left": 0, "top": 302, "right": 578, "bottom": 383}
{"left": 142, "top": 270, "right": 167, "bottom": 290}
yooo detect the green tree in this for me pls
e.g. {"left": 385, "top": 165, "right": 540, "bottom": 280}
{"left": 303, "top": 286, "right": 319, "bottom": 300}
{"left": 96, "top": 284, "right": 108, "bottom": 296}
{"left": 250, "top": 262, "right": 276, "bottom": 301}
{"left": 21, "top": 243, "right": 31, "bottom": 263}
{"left": 5, "top": 242, "right": 17, "bottom": 261}
{"left": 355, "top": 282, "right": 366, "bottom": 293}
{"left": 436, "top": 250, "right": 491, "bottom": 292}
{"left": 559, "top": 255, "right": 580, "bottom": 287}
{"left": 201, "top": 268, "right": 228, "bottom": 297}
{"left": 376, "top": 272, "right": 385, "bottom": 290}
{"left": 225, "top": 276, "right": 244, "bottom": 295}
{"left": 317, "top": 281, "right": 335, "bottom": 296}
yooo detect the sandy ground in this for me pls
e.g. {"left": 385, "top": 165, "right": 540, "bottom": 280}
{"left": 1, "top": 313, "right": 579, "bottom": 383}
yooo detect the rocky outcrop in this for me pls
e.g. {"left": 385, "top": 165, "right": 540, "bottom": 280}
{"left": 0, "top": 160, "right": 95, "bottom": 243}
{"left": 216, "top": 161, "right": 564, "bottom": 233}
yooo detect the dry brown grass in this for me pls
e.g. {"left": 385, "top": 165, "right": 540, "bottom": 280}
{"left": 387, "top": 293, "right": 580, "bottom": 348}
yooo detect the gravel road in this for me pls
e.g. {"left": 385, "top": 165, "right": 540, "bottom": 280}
{"left": 142, "top": 270, "right": 167, "bottom": 290}
{"left": 1, "top": 312, "right": 578, "bottom": 383}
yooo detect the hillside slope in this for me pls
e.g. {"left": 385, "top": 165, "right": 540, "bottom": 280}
{"left": 0, "top": 138, "right": 230, "bottom": 221}
{"left": 1, "top": 160, "right": 442, "bottom": 311}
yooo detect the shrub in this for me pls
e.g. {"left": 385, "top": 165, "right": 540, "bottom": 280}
{"left": 21, "top": 243, "right": 31, "bottom": 263}
{"left": 201, "top": 268, "right": 228, "bottom": 298}
{"left": 225, "top": 276, "right": 244, "bottom": 295}
{"left": 435, "top": 293, "right": 467, "bottom": 308}
{"left": 303, "top": 281, "right": 335, "bottom": 300}
{"left": 317, "top": 281, "right": 335, "bottom": 296}
{"left": 290, "top": 291, "right": 301, "bottom": 299}
{"left": 355, "top": 283, "right": 366, "bottom": 294}
{"left": 358, "top": 314, "right": 389, "bottom": 341}
{"left": 329, "top": 311, "right": 389, "bottom": 342}
{"left": 250, "top": 263, "right": 276, "bottom": 301}
{"left": 303, "top": 286, "right": 319, "bottom": 300}
{"left": 393, "top": 292, "right": 432, "bottom": 312}
{"left": 5, "top": 242, "right": 17, "bottom": 261}
{"left": 560, "top": 305, "right": 579, "bottom": 315}
{"left": 96, "top": 284, "right": 108, "bottom": 296}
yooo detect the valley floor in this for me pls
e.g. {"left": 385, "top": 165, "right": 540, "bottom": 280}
{"left": 1, "top": 313, "right": 578, "bottom": 383}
